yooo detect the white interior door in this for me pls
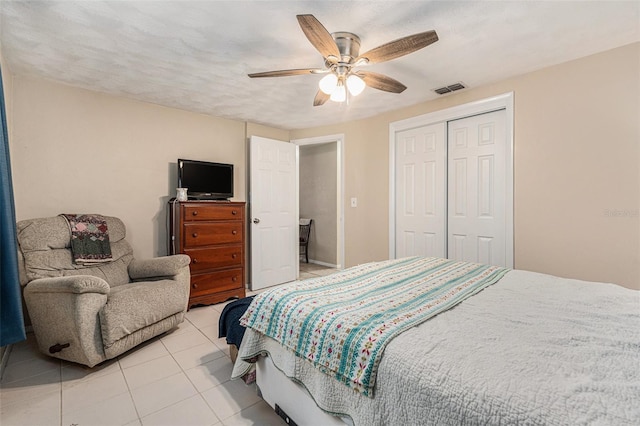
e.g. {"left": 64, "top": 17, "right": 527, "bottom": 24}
{"left": 250, "top": 136, "right": 298, "bottom": 290}
{"left": 395, "top": 123, "right": 447, "bottom": 258}
{"left": 447, "top": 110, "right": 507, "bottom": 266}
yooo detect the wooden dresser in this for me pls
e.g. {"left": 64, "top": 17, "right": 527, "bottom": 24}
{"left": 169, "top": 200, "right": 246, "bottom": 308}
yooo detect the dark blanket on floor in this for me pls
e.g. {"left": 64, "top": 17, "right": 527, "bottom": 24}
{"left": 218, "top": 296, "right": 255, "bottom": 348}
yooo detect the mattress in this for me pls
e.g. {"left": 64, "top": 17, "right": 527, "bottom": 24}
{"left": 234, "top": 265, "right": 640, "bottom": 425}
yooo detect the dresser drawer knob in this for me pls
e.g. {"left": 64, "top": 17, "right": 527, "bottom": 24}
{"left": 192, "top": 232, "right": 198, "bottom": 238}
{"left": 232, "top": 230, "right": 237, "bottom": 235}
{"left": 192, "top": 258, "right": 198, "bottom": 264}
{"left": 232, "top": 254, "right": 237, "bottom": 259}
{"left": 232, "top": 210, "right": 237, "bottom": 215}
{"left": 192, "top": 211, "right": 198, "bottom": 216}
{"left": 192, "top": 283, "right": 198, "bottom": 289}
{"left": 232, "top": 276, "right": 238, "bottom": 282}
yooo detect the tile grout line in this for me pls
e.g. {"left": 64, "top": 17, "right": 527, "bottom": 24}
{"left": 117, "top": 356, "right": 143, "bottom": 425}
{"left": 183, "top": 308, "right": 253, "bottom": 423}
{"left": 128, "top": 317, "right": 226, "bottom": 423}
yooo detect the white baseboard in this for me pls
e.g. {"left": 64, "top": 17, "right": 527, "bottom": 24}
{"left": 306, "top": 259, "right": 341, "bottom": 269}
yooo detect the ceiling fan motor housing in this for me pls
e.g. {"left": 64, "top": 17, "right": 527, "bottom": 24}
{"left": 332, "top": 32, "right": 361, "bottom": 63}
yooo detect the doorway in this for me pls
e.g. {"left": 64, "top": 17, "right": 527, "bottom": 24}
{"left": 389, "top": 93, "right": 514, "bottom": 268}
{"left": 292, "top": 134, "right": 345, "bottom": 270}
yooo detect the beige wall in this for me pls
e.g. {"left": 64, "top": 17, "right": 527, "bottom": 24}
{"left": 245, "top": 122, "right": 290, "bottom": 142}
{"left": 10, "top": 76, "right": 247, "bottom": 259}
{"left": 299, "top": 143, "right": 338, "bottom": 265}
{"left": 292, "top": 42, "right": 640, "bottom": 289}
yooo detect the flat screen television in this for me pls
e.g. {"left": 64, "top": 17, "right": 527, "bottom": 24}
{"left": 178, "top": 159, "right": 234, "bottom": 200}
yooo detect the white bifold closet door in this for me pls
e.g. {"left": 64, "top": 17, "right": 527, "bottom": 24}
{"left": 447, "top": 110, "right": 507, "bottom": 266}
{"left": 394, "top": 109, "right": 508, "bottom": 267}
{"left": 395, "top": 122, "right": 447, "bottom": 259}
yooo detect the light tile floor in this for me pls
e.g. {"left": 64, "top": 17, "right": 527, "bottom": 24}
{"left": 298, "top": 261, "right": 339, "bottom": 280}
{"left": 0, "top": 263, "right": 337, "bottom": 426}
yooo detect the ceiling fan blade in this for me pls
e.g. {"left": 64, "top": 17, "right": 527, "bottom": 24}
{"left": 356, "top": 30, "right": 438, "bottom": 64}
{"left": 248, "top": 68, "right": 325, "bottom": 78}
{"left": 357, "top": 71, "right": 407, "bottom": 93}
{"left": 313, "top": 90, "right": 330, "bottom": 106}
{"left": 297, "top": 14, "right": 341, "bottom": 62}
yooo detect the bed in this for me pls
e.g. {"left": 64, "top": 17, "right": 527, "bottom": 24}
{"left": 231, "top": 257, "right": 640, "bottom": 425}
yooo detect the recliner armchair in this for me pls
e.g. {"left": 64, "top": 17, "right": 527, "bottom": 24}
{"left": 16, "top": 215, "right": 191, "bottom": 367}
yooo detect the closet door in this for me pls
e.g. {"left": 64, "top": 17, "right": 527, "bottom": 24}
{"left": 447, "top": 110, "right": 507, "bottom": 266}
{"left": 394, "top": 123, "right": 447, "bottom": 258}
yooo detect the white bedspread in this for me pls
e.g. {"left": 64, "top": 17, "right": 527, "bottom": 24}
{"left": 235, "top": 269, "right": 640, "bottom": 425}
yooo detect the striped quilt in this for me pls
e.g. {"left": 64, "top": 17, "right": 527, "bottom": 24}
{"left": 240, "top": 257, "right": 509, "bottom": 397}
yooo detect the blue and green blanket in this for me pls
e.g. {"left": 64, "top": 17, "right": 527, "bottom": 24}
{"left": 240, "top": 257, "right": 509, "bottom": 397}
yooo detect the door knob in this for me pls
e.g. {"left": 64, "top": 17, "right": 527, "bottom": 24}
{"left": 253, "top": 218, "right": 260, "bottom": 224}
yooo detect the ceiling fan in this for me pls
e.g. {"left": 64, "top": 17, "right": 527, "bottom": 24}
{"left": 248, "top": 14, "right": 439, "bottom": 106}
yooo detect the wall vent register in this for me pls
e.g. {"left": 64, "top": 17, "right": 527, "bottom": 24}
{"left": 433, "top": 82, "right": 466, "bottom": 95}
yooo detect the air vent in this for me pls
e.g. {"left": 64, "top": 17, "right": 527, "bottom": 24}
{"left": 433, "top": 82, "right": 467, "bottom": 95}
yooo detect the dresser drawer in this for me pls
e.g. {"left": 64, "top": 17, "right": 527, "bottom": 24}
{"left": 183, "top": 222, "right": 243, "bottom": 247}
{"left": 185, "top": 245, "right": 242, "bottom": 272}
{"left": 182, "top": 204, "right": 243, "bottom": 222}
{"left": 190, "top": 268, "right": 243, "bottom": 297}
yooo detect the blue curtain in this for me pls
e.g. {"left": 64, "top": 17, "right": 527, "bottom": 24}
{"left": 0, "top": 64, "right": 26, "bottom": 346}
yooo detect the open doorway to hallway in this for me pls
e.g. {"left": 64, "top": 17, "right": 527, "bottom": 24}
{"left": 294, "top": 134, "right": 345, "bottom": 271}
{"left": 299, "top": 142, "right": 338, "bottom": 268}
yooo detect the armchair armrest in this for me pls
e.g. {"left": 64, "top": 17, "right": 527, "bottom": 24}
{"left": 25, "top": 275, "right": 110, "bottom": 295}
{"left": 128, "top": 254, "right": 191, "bottom": 280}
{"left": 23, "top": 275, "right": 110, "bottom": 367}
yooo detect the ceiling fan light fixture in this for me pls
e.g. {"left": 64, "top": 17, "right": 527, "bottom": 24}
{"left": 330, "top": 82, "right": 346, "bottom": 102}
{"left": 249, "top": 15, "right": 438, "bottom": 106}
{"left": 347, "top": 74, "right": 366, "bottom": 96}
{"left": 319, "top": 73, "right": 338, "bottom": 94}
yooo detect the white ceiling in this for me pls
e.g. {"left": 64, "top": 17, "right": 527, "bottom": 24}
{"left": 1, "top": 1, "right": 638, "bottom": 130}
